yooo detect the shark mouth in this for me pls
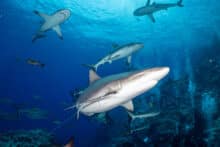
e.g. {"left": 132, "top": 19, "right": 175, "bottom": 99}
{"left": 76, "top": 92, "right": 118, "bottom": 119}
{"left": 60, "top": 12, "right": 68, "bottom": 19}
{"left": 66, "top": 90, "right": 118, "bottom": 119}
{"left": 64, "top": 98, "right": 102, "bottom": 119}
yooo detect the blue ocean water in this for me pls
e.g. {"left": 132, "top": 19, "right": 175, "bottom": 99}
{"left": 0, "top": 0, "right": 220, "bottom": 146}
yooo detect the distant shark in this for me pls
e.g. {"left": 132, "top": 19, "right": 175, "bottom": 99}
{"left": 66, "top": 67, "right": 170, "bottom": 119}
{"left": 32, "top": 9, "right": 71, "bottom": 42}
{"left": 133, "top": 0, "right": 183, "bottom": 23}
{"left": 83, "top": 43, "right": 144, "bottom": 71}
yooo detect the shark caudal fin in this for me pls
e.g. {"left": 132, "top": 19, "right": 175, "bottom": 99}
{"left": 32, "top": 33, "right": 46, "bottom": 43}
{"left": 34, "top": 10, "right": 51, "bottom": 21}
{"left": 177, "top": 0, "right": 184, "bottom": 7}
{"left": 70, "top": 89, "right": 84, "bottom": 99}
{"left": 127, "top": 111, "right": 136, "bottom": 121}
{"left": 82, "top": 64, "right": 97, "bottom": 71}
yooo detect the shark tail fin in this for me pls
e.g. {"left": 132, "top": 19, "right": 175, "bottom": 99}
{"left": 177, "top": 0, "right": 183, "bottom": 7}
{"left": 34, "top": 10, "right": 51, "bottom": 21}
{"left": 70, "top": 89, "right": 83, "bottom": 99}
{"left": 82, "top": 64, "right": 97, "bottom": 71}
{"left": 32, "top": 33, "right": 46, "bottom": 43}
{"left": 127, "top": 111, "right": 136, "bottom": 121}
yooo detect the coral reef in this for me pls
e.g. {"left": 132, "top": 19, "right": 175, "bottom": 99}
{"left": 0, "top": 129, "right": 57, "bottom": 146}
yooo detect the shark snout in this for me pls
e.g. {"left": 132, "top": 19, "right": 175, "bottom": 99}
{"left": 150, "top": 67, "right": 170, "bottom": 81}
{"left": 60, "top": 9, "right": 71, "bottom": 19}
{"left": 136, "top": 43, "right": 144, "bottom": 49}
{"left": 133, "top": 9, "right": 141, "bottom": 16}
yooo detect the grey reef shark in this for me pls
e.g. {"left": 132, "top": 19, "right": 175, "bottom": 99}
{"left": 133, "top": 0, "right": 183, "bottom": 23}
{"left": 83, "top": 43, "right": 144, "bottom": 71}
{"left": 66, "top": 67, "right": 170, "bottom": 119}
{"left": 32, "top": 9, "right": 71, "bottom": 42}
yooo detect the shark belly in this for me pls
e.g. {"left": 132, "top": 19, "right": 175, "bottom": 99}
{"left": 111, "top": 48, "right": 133, "bottom": 61}
{"left": 134, "top": 7, "right": 155, "bottom": 16}
{"left": 80, "top": 96, "right": 124, "bottom": 114}
{"left": 40, "top": 17, "right": 62, "bottom": 32}
{"left": 117, "top": 79, "right": 158, "bottom": 102}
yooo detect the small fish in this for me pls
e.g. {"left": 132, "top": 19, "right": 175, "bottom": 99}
{"left": 27, "top": 58, "right": 45, "bottom": 68}
{"left": 64, "top": 137, "right": 74, "bottom": 147}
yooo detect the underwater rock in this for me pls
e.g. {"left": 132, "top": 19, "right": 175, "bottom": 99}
{"left": 0, "top": 129, "right": 57, "bottom": 146}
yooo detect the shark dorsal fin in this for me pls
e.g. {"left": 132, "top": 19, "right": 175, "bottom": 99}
{"left": 121, "top": 101, "right": 134, "bottom": 111}
{"left": 146, "top": 0, "right": 151, "bottom": 6}
{"left": 34, "top": 10, "right": 51, "bottom": 21}
{"left": 89, "top": 70, "right": 101, "bottom": 84}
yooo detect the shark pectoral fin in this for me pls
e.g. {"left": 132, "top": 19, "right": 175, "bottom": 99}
{"left": 89, "top": 70, "right": 101, "bottom": 84}
{"left": 34, "top": 10, "right": 51, "bottom": 21}
{"left": 53, "top": 25, "right": 63, "bottom": 40}
{"left": 127, "top": 56, "right": 132, "bottom": 65}
{"left": 121, "top": 101, "right": 134, "bottom": 112}
{"left": 148, "top": 14, "right": 156, "bottom": 23}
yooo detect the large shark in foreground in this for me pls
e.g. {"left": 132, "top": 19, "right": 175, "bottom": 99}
{"left": 133, "top": 0, "right": 183, "bottom": 23}
{"left": 32, "top": 9, "right": 71, "bottom": 42}
{"left": 67, "top": 67, "right": 170, "bottom": 119}
{"left": 83, "top": 43, "right": 144, "bottom": 71}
